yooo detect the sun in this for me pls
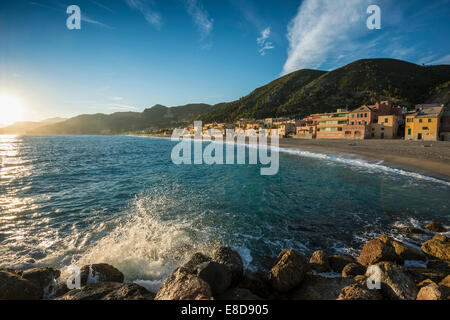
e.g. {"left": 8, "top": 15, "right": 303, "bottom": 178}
{"left": 0, "top": 94, "right": 24, "bottom": 126}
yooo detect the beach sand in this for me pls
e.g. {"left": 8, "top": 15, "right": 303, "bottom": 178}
{"left": 278, "top": 139, "right": 450, "bottom": 182}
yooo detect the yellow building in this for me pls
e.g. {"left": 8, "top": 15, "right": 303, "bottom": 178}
{"left": 371, "top": 115, "right": 398, "bottom": 139}
{"left": 405, "top": 106, "right": 444, "bottom": 141}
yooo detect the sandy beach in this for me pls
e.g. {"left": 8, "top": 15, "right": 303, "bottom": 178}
{"left": 279, "top": 139, "right": 450, "bottom": 182}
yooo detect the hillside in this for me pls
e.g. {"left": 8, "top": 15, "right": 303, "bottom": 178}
{"left": 200, "top": 58, "right": 450, "bottom": 122}
{"left": 27, "top": 103, "right": 212, "bottom": 135}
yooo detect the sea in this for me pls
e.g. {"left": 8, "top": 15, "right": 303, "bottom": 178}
{"left": 0, "top": 135, "right": 449, "bottom": 291}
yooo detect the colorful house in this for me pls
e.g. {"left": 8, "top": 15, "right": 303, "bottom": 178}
{"left": 405, "top": 106, "right": 444, "bottom": 141}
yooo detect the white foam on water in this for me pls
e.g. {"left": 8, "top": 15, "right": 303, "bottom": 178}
{"left": 73, "top": 190, "right": 218, "bottom": 284}
{"left": 274, "top": 146, "right": 450, "bottom": 187}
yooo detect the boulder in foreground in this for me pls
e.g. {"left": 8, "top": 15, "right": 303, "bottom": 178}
{"left": 416, "top": 281, "right": 449, "bottom": 300}
{"left": 421, "top": 234, "right": 450, "bottom": 260}
{"left": 309, "top": 250, "right": 331, "bottom": 273}
{"left": 338, "top": 283, "right": 382, "bottom": 300}
{"left": 57, "top": 282, "right": 154, "bottom": 300}
{"left": 365, "top": 262, "right": 417, "bottom": 300}
{"left": 211, "top": 247, "right": 244, "bottom": 287}
{"left": 80, "top": 263, "right": 124, "bottom": 286}
{"left": 155, "top": 268, "right": 212, "bottom": 300}
{"left": 424, "top": 221, "right": 446, "bottom": 233}
{"left": 269, "top": 249, "right": 309, "bottom": 292}
{"left": 328, "top": 254, "right": 356, "bottom": 273}
{"left": 0, "top": 270, "right": 43, "bottom": 300}
{"left": 289, "top": 274, "right": 354, "bottom": 300}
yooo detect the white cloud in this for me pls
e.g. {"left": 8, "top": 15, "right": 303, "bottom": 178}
{"left": 184, "top": 0, "right": 214, "bottom": 41}
{"left": 108, "top": 104, "right": 138, "bottom": 111}
{"left": 111, "top": 97, "right": 124, "bottom": 101}
{"left": 282, "top": 0, "right": 370, "bottom": 74}
{"left": 125, "top": 0, "right": 162, "bottom": 28}
{"left": 257, "top": 27, "right": 275, "bottom": 56}
{"left": 429, "top": 54, "right": 450, "bottom": 65}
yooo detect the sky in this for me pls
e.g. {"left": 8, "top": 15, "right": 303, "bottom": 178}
{"left": 0, "top": 0, "right": 449, "bottom": 124}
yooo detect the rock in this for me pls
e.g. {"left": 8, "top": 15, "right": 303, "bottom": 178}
{"left": 56, "top": 282, "right": 152, "bottom": 300}
{"left": 0, "top": 270, "right": 42, "bottom": 300}
{"left": 196, "top": 261, "right": 232, "bottom": 296}
{"left": 269, "top": 249, "right": 309, "bottom": 292}
{"left": 396, "top": 226, "right": 426, "bottom": 235}
{"left": 238, "top": 271, "right": 271, "bottom": 299}
{"left": 421, "top": 234, "right": 450, "bottom": 260}
{"left": 328, "top": 254, "right": 356, "bottom": 272}
{"left": 180, "top": 253, "right": 211, "bottom": 274}
{"left": 405, "top": 266, "right": 448, "bottom": 286}
{"left": 289, "top": 274, "right": 354, "bottom": 300}
{"left": 309, "top": 250, "right": 331, "bottom": 272}
{"left": 103, "top": 283, "right": 155, "bottom": 300}
{"left": 80, "top": 264, "right": 124, "bottom": 286}
{"left": 425, "top": 221, "right": 446, "bottom": 233}
{"left": 439, "top": 274, "right": 450, "bottom": 287}
{"left": 342, "top": 263, "right": 365, "bottom": 278}
{"left": 337, "top": 283, "right": 382, "bottom": 300}
{"left": 211, "top": 247, "right": 244, "bottom": 287}
{"left": 217, "top": 288, "right": 263, "bottom": 300}
{"left": 358, "top": 236, "right": 398, "bottom": 266}
{"left": 154, "top": 268, "right": 212, "bottom": 300}
{"left": 358, "top": 235, "right": 424, "bottom": 266}
{"left": 21, "top": 267, "right": 61, "bottom": 295}
{"left": 365, "top": 262, "right": 418, "bottom": 300}
{"left": 416, "top": 282, "right": 450, "bottom": 300}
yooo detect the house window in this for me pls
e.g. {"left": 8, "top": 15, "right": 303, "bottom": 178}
{"left": 419, "top": 119, "right": 423, "bottom": 123}
{"left": 428, "top": 119, "right": 432, "bottom": 123}
{"left": 384, "top": 118, "right": 388, "bottom": 123}
{"left": 422, "top": 127, "right": 429, "bottom": 130}
{"left": 408, "top": 128, "right": 411, "bottom": 135}
{"left": 407, "top": 118, "right": 413, "bottom": 123}
{"left": 351, "top": 121, "right": 354, "bottom": 125}
{"left": 364, "top": 113, "right": 368, "bottom": 117}
{"left": 381, "top": 128, "right": 384, "bottom": 131}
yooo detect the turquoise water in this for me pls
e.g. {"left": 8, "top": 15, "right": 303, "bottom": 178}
{"left": 0, "top": 135, "right": 449, "bottom": 289}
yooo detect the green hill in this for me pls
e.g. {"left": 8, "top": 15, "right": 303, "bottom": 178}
{"left": 200, "top": 58, "right": 450, "bottom": 122}
{"left": 27, "top": 103, "right": 212, "bottom": 135}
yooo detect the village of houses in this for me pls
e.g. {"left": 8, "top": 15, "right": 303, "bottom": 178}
{"left": 175, "top": 101, "right": 450, "bottom": 142}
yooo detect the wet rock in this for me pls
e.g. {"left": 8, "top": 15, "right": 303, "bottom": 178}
{"left": 425, "top": 221, "right": 446, "bottom": 233}
{"left": 103, "top": 283, "right": 155, "bottom": 300}
{"left": 328, "top": 254, "right": 356, "bottom": 273}
{"left": 80, "top": 263, "right": 124, "bottom": 286}
{"left": 0, "top": 270, "right": 42, "bottom": 300}
{"left": 269, "top": 249, "right": 309, "bottom": 292}
{"left": 365, "top": 262, "right": 418, "bottom": 300}
{"left": 154, "top": 268, "right": 212, "bottom": 300}
{"left": 337, "top": 283, "right": 382, "bottom": 300}
{"left": 358, "top": 235, "right": 424, "bottom": 266}
{"left": 211, "top": 247, "right": 243, "bottom": 287}
{"left": 439, "top": 274, "right": 450, "bottom": 287}
{"left": 309, "top": 250, "right": 331, "bottom": 273}
{"left": 396, "top": 226, "right": 426, "bottom": 235}
{"left": 405, "top": 266, "right": 448, "bottom": 286}
{"left": 217, "top": 288, "right": 263, "bottom": 300}
{"left": 56, "top": 282, "right": 153, "bottom": 300}
{"left": 421, "top": 234, "right": 450, "bottom": 260}
{"left": 21, "top": 267, "right": 61, "bottom": 295}
{"left": 289, "top": 274, "right": 354, "bottom": 300}
{"left": 180, "top": 253, "right": 211, "bottom": 274}
{"left": 238, "top": 271, "right": 271, "bottom": 299}
{"left": 342, "top": 263, "right": 365, "bottom": 278}
{"left": 196, "top": 261, "right": 232, "bottom": 296}
{"left": 416, "top": 281, "right": 450, "bottom": 300}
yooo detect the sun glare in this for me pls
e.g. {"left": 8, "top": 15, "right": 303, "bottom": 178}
{"left": 0, "top": 94, "right": 24, "bottom": 126}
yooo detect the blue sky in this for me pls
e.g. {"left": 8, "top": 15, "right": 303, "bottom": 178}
{"left": 0, "top": 0, "right": 449, "bottom": 123}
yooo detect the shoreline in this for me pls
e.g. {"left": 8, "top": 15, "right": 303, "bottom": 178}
{"left": 133, "top": 134, "right": 450, "bottom": 183}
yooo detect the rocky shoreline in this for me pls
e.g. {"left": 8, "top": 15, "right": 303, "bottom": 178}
{"left": 1, "top": 221, "right": 449, "bottom": 300}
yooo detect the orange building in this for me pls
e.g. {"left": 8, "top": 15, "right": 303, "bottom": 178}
{"left": 405, "top": 106, "right": 444, "bottom": 141}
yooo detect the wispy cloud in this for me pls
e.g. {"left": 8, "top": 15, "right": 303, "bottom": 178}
{"left": 184, "top": 0, "right": 214, "bottom": 43}
{"left": 82, "top": 16, "right": 115, "bottom": 29}
{"left": 109, "top": 104, "right": 139, "bottom": 111}
{"left": 257, "top": 27, "right": 274, "bottom": 56}
{"left": 90, "top": 0, "right": 114, "bottom": 13}
{"left": 125, "top": 0, "right": 162, "bottom": 28}
{"left": 111, "top": 97, "right": 124, "bottom": 101}
{"left": 420, "top": 54, "right": 450, "bottom": 66}
{"left": 282, "top": 0, "right": 370, "bottom": 75}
